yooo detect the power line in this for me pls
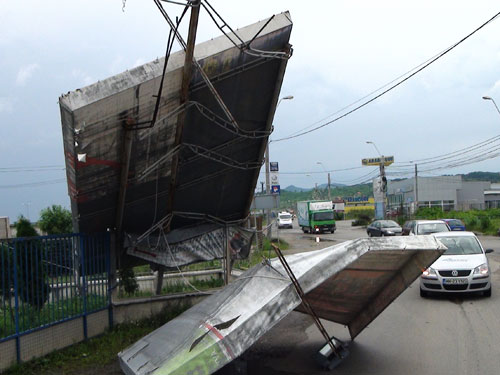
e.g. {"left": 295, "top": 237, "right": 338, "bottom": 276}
{"left": 271, "top": 10, "right": 500, "bottom": 143}
{"left": 0, "top": 178, "right": 66, "bottom": 189}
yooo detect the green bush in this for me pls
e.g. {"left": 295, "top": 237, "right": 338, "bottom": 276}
{"left": 465, "top": 217, "right": 478, "bottom": 229}
{"left": 334, "top": 211, "right": 344, "bottom": 221}
{"left": 346, "top": 209, "right": 374, "bottom": 224}
{"left": 415, "top": 207, "right": 443, "bottom": 219}
{"left": 118, "top": 267, "right": 139, "bottom": 295}
{"left": 480, "top": 216, "right": 491, "bottom": 231}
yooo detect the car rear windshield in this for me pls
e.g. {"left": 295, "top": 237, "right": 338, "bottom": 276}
{"left": 439, "top": 236, "right": 483, "bottom": 255}
{"left": 313, "top": 212, "right": 334, "bottom": 221}
{"left": 279, "top": 214, "right": 292, "bottom": 220}
{"left": 417, "top": 223, "right": 450, "bottom": 234}
{"left": 380, "top": 220, "right": 399, "bottom": 228}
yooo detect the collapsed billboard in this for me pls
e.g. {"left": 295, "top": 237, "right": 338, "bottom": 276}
{"left": 119, "top": 236, "right": 446, "bottom": 375}
{"left": 59, "top": 11, "right": 293, "bottom": 266}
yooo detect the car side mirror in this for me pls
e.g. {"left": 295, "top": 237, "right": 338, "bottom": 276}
{"left": 485, "top": 249, "right": 494, "bottom": 254}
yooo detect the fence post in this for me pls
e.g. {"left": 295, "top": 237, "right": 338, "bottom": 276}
{"left": 79, "top": 235, "right": 88, "bottom": 340}
{"left": 106, "top": 232, "right": 113, "bottom": 329}
{"left": 12, "top": 241, "right": 21, "bottom": 363}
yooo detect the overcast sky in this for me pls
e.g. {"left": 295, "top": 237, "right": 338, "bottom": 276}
{"left": 1, "top": 0, "right": 500, "bottom": 222}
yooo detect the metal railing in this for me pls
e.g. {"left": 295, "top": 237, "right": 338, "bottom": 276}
{"left": 0, "top": 233, "right": 111, "bottom": 360}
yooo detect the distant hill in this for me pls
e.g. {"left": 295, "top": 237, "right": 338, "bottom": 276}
{"left": 282, "top": 185, "right": 311, "bottom": 192}
{"left": 462, "top": 171, "right": 500, "bottom": 183}
{"left": 317, "top": 182, "right": 346, "bottom": 188}
{"left": 283, "top": 182, "right": 346, "bottom": 192}
{"left": 280, "top": 183, "right": 372, "bottom": 210}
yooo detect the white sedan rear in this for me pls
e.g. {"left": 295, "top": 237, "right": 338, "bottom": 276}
{"left": 420, "top": 231, "right": 493, "bottom": 297}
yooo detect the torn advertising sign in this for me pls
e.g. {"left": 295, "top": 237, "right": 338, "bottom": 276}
{"left": 119, "top": 236, "right": 446, "bottom": 375}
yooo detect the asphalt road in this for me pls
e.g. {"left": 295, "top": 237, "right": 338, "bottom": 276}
{"left": 240, "top": 220, "right": 500, "bottom": 375}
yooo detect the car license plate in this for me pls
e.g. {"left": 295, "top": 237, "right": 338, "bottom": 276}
{"left": 443, "top": 278, "right": 467, "bottom": 285}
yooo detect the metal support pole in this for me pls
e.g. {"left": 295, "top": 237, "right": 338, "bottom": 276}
{"left": 380, "top": 156, "right": 386, "bottom": 220}
{"left": 327, "top": 173, "right": 331, "bottom": 201}
{"left": 224, "top": 225, "right": 231, "bottom": 285}
{"left": 155, "top": 266, "right": 165, "bottom": 295}
{"left": 414, "top": 163, "right": 419, "bottom": 213}
{"left": 166, "top": 0, "right": 201, "bottom": 232}
{"left": 106, "top": 232, "right": 114, "bottom": 329}
{"left": 13, "top": 242, "right": 21, "bottom": 363}
{"left": 80, "top": 235, "right": 88, "bottom": 340}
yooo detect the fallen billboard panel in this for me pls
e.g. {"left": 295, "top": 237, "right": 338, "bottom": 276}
{"left": 118, "top": 236, "right": 446, "bottom": 375}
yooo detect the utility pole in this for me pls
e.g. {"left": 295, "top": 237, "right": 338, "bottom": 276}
{"left": 380, "top": 156, "right": 386, "bottom": 219}
{"left": 414, "top": 163, "right": 419, "bottom": 213}
{"left": 327, "top": 172, "right": 332, "bottom": 201}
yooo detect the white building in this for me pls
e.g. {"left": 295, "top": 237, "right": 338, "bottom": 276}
{"left": 387, "top": 176, "right": 494, "bottom": 212}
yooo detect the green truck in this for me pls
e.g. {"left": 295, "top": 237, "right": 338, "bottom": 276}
{"left": 297, "top": 200, "right": 336, "bottom": 234}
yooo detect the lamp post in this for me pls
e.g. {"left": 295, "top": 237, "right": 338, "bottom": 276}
{"left": 482, "top": 96, "right": 500, "bottom": 116}
{"left": 409, "top": 160, "right": 418, "bottom": 216}
{"left": 366, "top": 141, "right": 386, "bottom": 219}
{"left": 265, "top": 95, "right": 294, "bottom": 238}
{"left": 317, "top": 162, "right": 331, "bottom": 201}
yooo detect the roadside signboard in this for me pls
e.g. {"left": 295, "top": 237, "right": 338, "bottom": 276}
{"left": 270, "top": 162, "right": 279, "bottom": 172}
{"left": 251, "top": 194, "right": 280, "bottom": 209}
{"left": 270, "top": 172, "right": 279, "bottom": 185}
{"left": 361, "top": 156, "right": 394, "bottom": 166}
{"left": 271, "top": 185, "right": 280, "bottom": 194}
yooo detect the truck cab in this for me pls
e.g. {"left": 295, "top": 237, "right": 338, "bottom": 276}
{"left": 297, "top": 200, "right": 336, "bottom": 234}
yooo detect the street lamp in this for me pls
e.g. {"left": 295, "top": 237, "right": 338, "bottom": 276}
{"left": 366, "top": 141, "right": 382, "bottom": 157}
{"left": 317, "top": 162, "right": 331, "bottom": 200}
{"left": 265, "top": 95, "right": 294, "bottom": 237}
{"left": 482, "top": 96, "right": 500, "bottom": 116}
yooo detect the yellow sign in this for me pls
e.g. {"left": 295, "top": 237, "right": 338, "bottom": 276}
{"left": 362, "top": 156, "right": 394, "bottom": 166}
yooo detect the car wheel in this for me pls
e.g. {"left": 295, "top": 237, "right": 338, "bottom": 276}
{"left": 331, "top": 229, "right": 335, "bottom": 234}
{"left": 484, "top": 287, "right": 492, "bottom": 297}
{"left": 420, "top": 288, "right": 428, "bottom": 298}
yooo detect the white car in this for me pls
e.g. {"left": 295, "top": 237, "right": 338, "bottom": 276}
{"left": 420, "top": 231, "right": 493, "bottom": 297}
{"left": 278, "top": 212, "right": 293, "bottom": 229}
{"left": 409, "top": 220, "right": 450, "bottom": 235}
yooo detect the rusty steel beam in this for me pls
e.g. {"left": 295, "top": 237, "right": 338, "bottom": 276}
{"left": 115, "top": 84, "right": 139, "bottom": 239}
{"left": 165, "top": 0, "right": 201, "bottom": 227}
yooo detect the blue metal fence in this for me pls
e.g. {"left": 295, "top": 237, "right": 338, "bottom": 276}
{"left": 0, "top": 233, "right": 111, "bottom": 361}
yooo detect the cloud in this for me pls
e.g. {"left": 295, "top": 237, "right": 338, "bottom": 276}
{"left": 16, "top": 63, "right": 40, "bottom": 86}
{"left": 492, "top": 80, "right": 500, "bottom": 94}
{"left": 71, "top": 69, "right": 95, "bottom": 87}
{"left": 109, "top": 56, "right": 125, "bottom": 75}
{"left": 0, "top": 97, "right": 14, "bottom": 113}
{"left": 133, "top": 58, "right": 146, "bottom": 68}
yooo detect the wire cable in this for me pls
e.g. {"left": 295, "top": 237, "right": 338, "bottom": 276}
{"left": 272, "top": 11, "right": 500, "bottom": 143}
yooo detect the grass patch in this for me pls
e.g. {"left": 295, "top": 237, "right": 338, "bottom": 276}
{"left": 3, "top": 304, "right": 190, "bottom": 375}
{"left": 117, "top": 277, "right": 224, "bottom": 299}
{"left": 234, "top": 238, "right": 289, "bottom": 270}
{"left": 414, "top": 207, "right": 500, "bottom": 235}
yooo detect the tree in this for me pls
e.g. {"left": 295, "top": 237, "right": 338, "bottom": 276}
{"left": 38, "top": 205, "right": 72, "bottom": 234}
{"left": 3, "top": 217, "right": 51, "bottom": 310}
{"left": 14, "top": 215, "right": 38, "bottom": 237}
